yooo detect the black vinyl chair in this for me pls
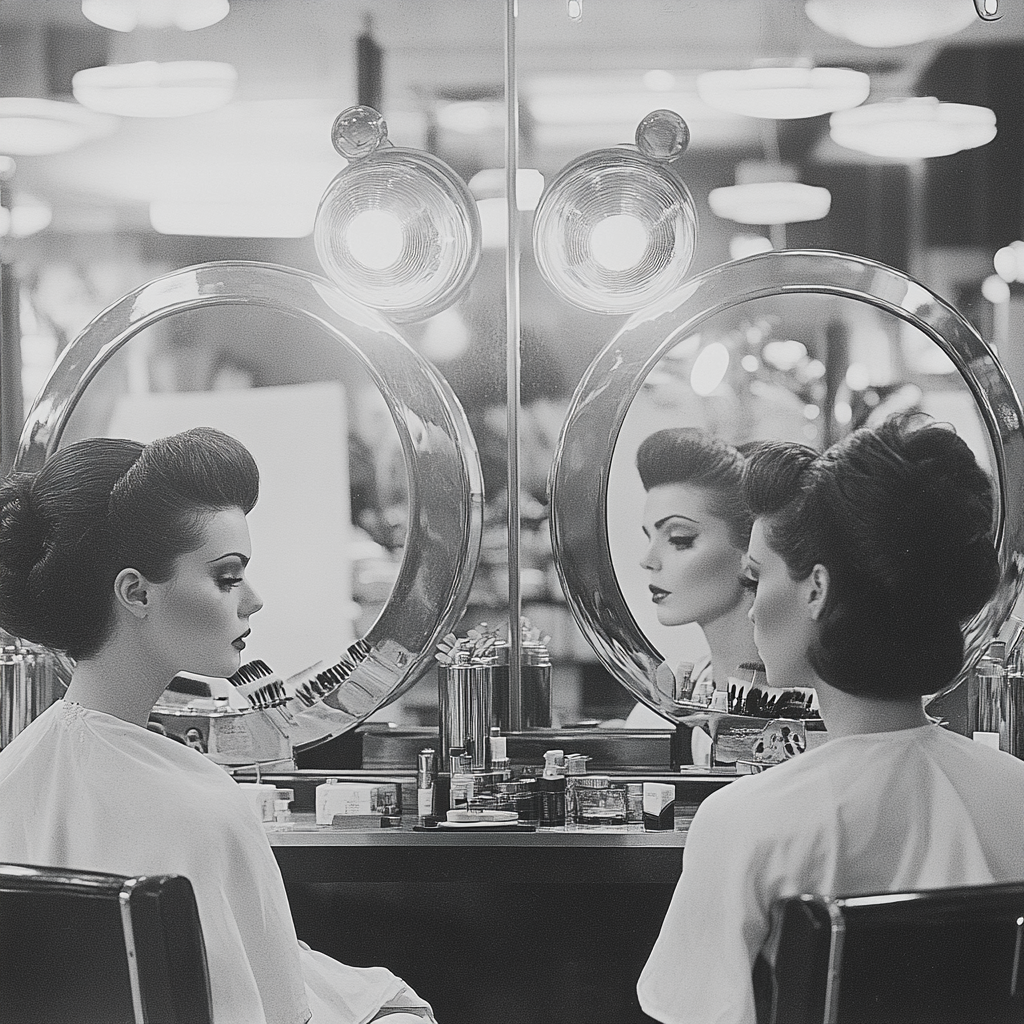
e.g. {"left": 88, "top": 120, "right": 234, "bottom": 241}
{"left": 0, "top": 862, "right": 213, "bottom": 1024}
{"left": 754, "top": 881, "right": 1024, "bottom": 1024}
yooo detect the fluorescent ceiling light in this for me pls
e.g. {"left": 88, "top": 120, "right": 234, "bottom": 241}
{"left": 804, "top": 0, "right": 976, "bottom": 48}
{"left": 73, "top": 61, "right": 237, "bottom": 118}
{"left": 0, "top": 99, "right": 117, "bottom": 156}
{"left": 150, "top": 201, "right": 314, "bottom": 237}
{"left": 697, "top": 66, "right": 870, "bottom": 120}
{"left": 710, "top": 182, "right": 831, "bottom": 225}
{"left": 82, "top": 0, "right": 229, "bottom": 32}
{"left": 467, "top": 168, "right": 544, "bottom": 210}
{"left": 830, "top": 98, "right": 996, "bottom": 160}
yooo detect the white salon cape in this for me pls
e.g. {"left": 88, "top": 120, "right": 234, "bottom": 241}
{"left": 0, "top": 700, "right": 433, "bottom": 1024}
{"left": 638, "top": 723, "right": 1024, "bottom": 1024}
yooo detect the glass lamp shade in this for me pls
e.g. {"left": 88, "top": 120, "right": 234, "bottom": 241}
{"left": 72, "top": 61, "right": 237, "bottom": 118}
{"left": 0, "top": 99, "right": 117, "bottom": 156}
{"left": 805, "top": 0, "right": 977, "bottom": 48}
{"left": 314, "top": 148, "right": 481, "bottom": 322}
{"left": 830, "top": 98, "right": 997, "bottom": 160}
{"left": 697, "top": 66, "right": 870, "bottom": 120}
{"left": 532, "top": 146, "right": 699, "bottom": 315}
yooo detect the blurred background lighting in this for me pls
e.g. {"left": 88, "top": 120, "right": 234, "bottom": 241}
{"left": 710, "top": 181, "right": 831, "bottom": 224}
{"left": 0, "top": 99, "right": 117, "bottom": 155}
{"left": 467, "top": 167, "right": 545, "bottom": 210}
{"left": 829, "top": 98, "right": 997, "bottom": 159}
{"left": 982, "top": 274, "right": 1011, "bottom": 304}
{"left": 345, "top": 210, "right": 405, "bottom": 270}
{"left": 690, "top": 342, "right": 730, "bottom": 396}
{"left": 82, "top": 0, "right": 230, "bottom": 32}
{"left": 643, "top": 70, "right": 676, "bottom": 92}
{"left": 729, "top": 233, "right": 773, "bottom": 260}
{"left": 804, "top": 0, "right": 976, "bottom": 48}
{"left": 845, "top": 362, "right": 871, "bottom": 390}
{"left": 697, "top": 66, "right": 869, "bottom": 119}
{"left": 994, "top": 242, "right": 1024, "bottom": 283}
{"left": 150, "top": 201, "right": 314, "bottom": 237}
{"left": 73, "top": 61, "right": 238, "bottom": 118}
{"left": 0, "top": 196, "right": 53, "bottom": 238}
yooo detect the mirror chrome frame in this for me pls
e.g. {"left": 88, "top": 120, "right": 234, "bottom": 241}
{"left": 550, "top": 249, "right": 1024, "bottom": 718}
{"left": 15, "top": 261, "right": 484, "bottom": 749}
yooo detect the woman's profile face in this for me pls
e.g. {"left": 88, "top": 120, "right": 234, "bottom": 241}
{"left": 147, "top": 506, "right": 263, "bottom": 678}
{"left": 744, "top": 518, "right": 816, "bottom": 687}
{"left": 640, "top": 482, "right": 747, "bottom": 628}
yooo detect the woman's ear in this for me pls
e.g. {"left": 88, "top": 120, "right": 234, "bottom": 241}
{"left": 807, "top": 563, "right": 830, "bottom": 621}
{"left": 114, "top": 568, "right": 151, "bottom": 620}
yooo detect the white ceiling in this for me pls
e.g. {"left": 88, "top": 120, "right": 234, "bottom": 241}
{"left": 0, "top": 0, "right": 1019, "bottom": 234}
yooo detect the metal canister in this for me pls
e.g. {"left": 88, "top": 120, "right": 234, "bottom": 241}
{"left": 490, "top": 640, "right": 511, "bottom": 732}
{"left": 437, "top": 661, "right": 494, "bottom": 770}
{"left": 1, "top": 636, "right": 62, "bottom": 751}
{"left": 521, "top": 640, "right": 552, "bottom": 729}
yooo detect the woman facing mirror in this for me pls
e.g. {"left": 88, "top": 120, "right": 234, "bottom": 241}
{"left": 619, "top": 428, "right": 760, "bottom": 759}
{"left": 637, "top": 414, "right": 1024, "bottom": 1024}
{"left": 0, "top": 427, "right": 435, "bottom": 1024}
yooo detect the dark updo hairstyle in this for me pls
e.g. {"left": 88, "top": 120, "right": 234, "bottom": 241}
{"left": 0, "top": 427, "right": 259, "bottom": 660}
{"left": 636, "top": 427, "right": 752, "bottom": 549}
{"left": 742, "top": 415, "right": 1000, "bottom": 698}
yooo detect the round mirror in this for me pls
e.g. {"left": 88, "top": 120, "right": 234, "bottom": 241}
{"left": 16, "top": 261, "right": 484, "bottom": 749}
{"left": 550, "top": 250, "right": 1024, "bottom": 721}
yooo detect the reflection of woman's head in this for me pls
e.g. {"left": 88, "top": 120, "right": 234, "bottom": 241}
{"left": 0, "top": 427, "right": 259, "bottom": 663}
{"left": 743, "top": 415, "right": 999, "bottom": 697}
{"left": 637, "top": 428, "right": 753, "bottom": 628}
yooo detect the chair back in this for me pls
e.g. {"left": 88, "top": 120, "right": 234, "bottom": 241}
{"left": 757, "top": 881, "right": 1024, "bottom": 1024}
{"left": 0, "top": 862, "right": 213, "bottom": 1024}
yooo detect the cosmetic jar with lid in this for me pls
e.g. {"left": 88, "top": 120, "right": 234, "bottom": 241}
{"left": 566, "top": 775, "right": 628, "bottom": 828}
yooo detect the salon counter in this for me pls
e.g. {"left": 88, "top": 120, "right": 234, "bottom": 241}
{"left": 262, "top": 776, "right": 733, "bottom": 1023}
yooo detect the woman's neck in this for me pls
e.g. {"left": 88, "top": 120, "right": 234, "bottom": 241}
{"left": 701, "top": 599, "right": 761, "bottom": 687}
{"left": 64, "top": 643, "right": 172, "bottom": 730}
{"left": 815, "top": 681, "right": 930, "bottom": 738}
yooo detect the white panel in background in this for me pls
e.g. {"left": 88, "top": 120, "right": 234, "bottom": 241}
{"left": 107, "top": 381, "right": 353, "bottom": 678}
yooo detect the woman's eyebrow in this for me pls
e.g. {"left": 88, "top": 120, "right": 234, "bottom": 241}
{"left": 654, "top": 514, "right": 699, "bottom": 530}
{"left": 208, "top": 552, "right": 250, "bottom": 565}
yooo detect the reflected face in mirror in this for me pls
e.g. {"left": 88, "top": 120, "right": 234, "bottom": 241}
{"left": 744, "top": 518, "right": 818, "bottom": 689}
{"left": 641, "top": 483, "right": 748, "bottom": 628}
{"left": 145, "top": 507, "right": 264, "bottom": 679}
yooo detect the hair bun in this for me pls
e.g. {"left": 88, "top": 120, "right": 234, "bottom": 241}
{"left": 0, "top": 476, "right": 57, "bottom": 641}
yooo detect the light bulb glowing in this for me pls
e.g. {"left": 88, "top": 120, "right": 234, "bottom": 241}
{"left": 346, "top": 210, "right": 404, "bottom": 270}
{"left": 690, "top": 342, "right": 730, "bottom": 396}
{"left": 589, "top": 214, "right": 648, "bottom": 271}
{"left": 567, "top": 0, "right": 583, "bottom": 21}
{"left": 982, "top": 274, "right": 1011, "bottom": 304}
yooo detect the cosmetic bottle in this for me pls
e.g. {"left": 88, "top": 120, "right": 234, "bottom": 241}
{"left": 521, "top": 639, "right": 552, "bottom": 728}
{"left": 417, "top": 747, "right": 436, "bottom": 820}
{"left": 489, "top": 728, "right": 511, "bottom": 779}
{"left": 538, "top": 749, "right": 566, "bottom": 827}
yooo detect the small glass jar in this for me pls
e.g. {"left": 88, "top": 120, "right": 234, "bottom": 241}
{"left": 566, "top": 775, "right": 628, "bottom": 828}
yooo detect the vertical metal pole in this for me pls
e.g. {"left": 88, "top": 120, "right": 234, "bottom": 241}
{"left": 504, "top": 0, "right": 523, "bottom": 731}
{"left": 0, "top": 166, "right": 21, "bottom": 479}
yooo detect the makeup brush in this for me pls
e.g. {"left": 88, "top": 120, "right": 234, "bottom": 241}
{"left": 229, "top": 659, "right": 290, "bottom": 711}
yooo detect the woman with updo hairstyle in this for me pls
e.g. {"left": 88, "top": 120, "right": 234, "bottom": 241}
{"left": 0, "top": 428, "right": 435, "bottom": 1024}
{"left": 622, "top": 428, "right": 760, "bottom": 762}
{"left": 639, "top": 415, "right": 1024, "bottom": 1024}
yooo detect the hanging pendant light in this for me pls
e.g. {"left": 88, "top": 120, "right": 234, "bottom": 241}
{"left": 81, "top": 0, "right": 229, "bottom": 32}
{"left": 709, "top": 161, "right": 831, "bottom": 226}
{"left": 697, "top": 66, "right": 869, "bottom": 120}
{"left": 830, "top": 98, "right": 996, "bottom": 160}
{"left": 72, "top": 61, "right": 237, "bottom": 118}
{"left": 804, "top": 0, "right": 978, "bottom": 48}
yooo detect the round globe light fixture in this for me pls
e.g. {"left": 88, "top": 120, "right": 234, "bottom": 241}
{"left": 72, "top": 61, "right": 237, "bottom": 118}
{"left": 82, "top": 0, "right": 230, "bottom": 32}
{"left": 830, "top": 98, "right": 997, "bottom": 160}
{"left": 697, "top": 66, "right": 870, "bottom": 120}
{"left": 314, "top": 105, "right": 481, "bottom": 322}
{"left": 532, "top": 109, "right": 698, "bottom": 315}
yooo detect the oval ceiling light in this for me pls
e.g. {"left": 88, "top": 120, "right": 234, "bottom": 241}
{"left": 72, "top": 61, "right": 237, "bottom": 118}
{"left": 0, "top": 99, "right": 117, "bottom": 155}
{"left": 697, "top": 66, "right": 870, "bottom": 120}
{"left": 804, "top": 0, "right": 977, "bottom": 47}
{"left": 0, "top": 195, "right": 53, "bottom": 238}
{"left": 82, "top": 0, "right": 229, "bottom": 32}
{"left": 709, "top": 161, "right": 831, "bottom": 225}
{"left": 532, "top": 109, "right": 698, "bottom": 315}
{"left": 830, "top": 98, "right": 996, "bottom": 160}
{"left": 315, "top": 105, "right": 481, "bottom": 322}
